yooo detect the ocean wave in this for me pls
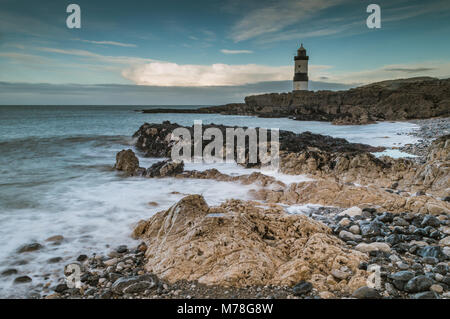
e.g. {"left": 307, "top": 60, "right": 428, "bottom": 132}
{"left": 0, "top": 135, "right": 132, "bottom": 151}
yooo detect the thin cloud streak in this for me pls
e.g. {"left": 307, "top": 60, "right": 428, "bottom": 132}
{"left": 230, "top": 0, "right": 450, "bottom": 44}
{"left": 221, "top": 49, "right": 254, "bottom": 54}
{"left": 319, "top": 61, "right": 450, "bottom": 84}
{"left": 230, "top": 0, "right": 346, "bottom": 42}
{"left": 35, "top": 47, "right": 156, "bottom": 65}
{"left": 73, "top": 39, "right": 138, "bottom": 48}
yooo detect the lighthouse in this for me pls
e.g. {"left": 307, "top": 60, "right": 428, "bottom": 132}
{"left": 293, "top": 43, "right": 309, "bottom": 91}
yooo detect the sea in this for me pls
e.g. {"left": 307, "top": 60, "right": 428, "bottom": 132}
{"left": 0, "top": 105, "right": 420, "bottom": 298}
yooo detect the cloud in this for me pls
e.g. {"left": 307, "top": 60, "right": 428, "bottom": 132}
{"left": 122, "top": 62, "right": 333, "bottom": 86}
{"left": 122, "top": 62, "right": 293, "bottom": 86}
{"left": 230, "top": 0, "right": 345, "bottom": 42}
{"left": 318, "top": 61, "right": 450, "bottom": 84}
{"left": 0, "top": 52, "right": 51, "bottom": 64}
{"left": 35, "top": 47, "right": 155, "bottom": 65}
{"left": 384, "top": 67, "right": 435, "bottom": 73}
{"left": 221, "top": 49, "right": 254, "bottom": 54}
{"left": 229, "top": 0, "right": 450, "bottom": 44}
{"left": 73, "top": 39, "right": 137, "bottom": 48}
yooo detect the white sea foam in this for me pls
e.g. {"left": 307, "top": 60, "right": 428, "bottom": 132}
{"left": 285, "top": 204, "right": 329, "bottom": 215}
{"left": 373, "top": 149, "right": 418, "bottom": 158}
{"left": 0, "top": 170, "right": 255, "bottom": 297}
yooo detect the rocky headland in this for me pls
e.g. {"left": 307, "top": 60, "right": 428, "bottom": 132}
{"left": 138, "top": 77, "right": 450, "bottom": 125}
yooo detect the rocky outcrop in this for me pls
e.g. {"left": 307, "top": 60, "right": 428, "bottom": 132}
{"left": 279, "top": 134, "right": 450, "bottom": 198}
{"left": 253, "top": 179, "right": 450, "bottom": 215}
{"left": 122, "top": 120, "right": 450, "bottom": 213}
{"left": 413, "top": 135, "right": 450, "bottom": 195}
{"left": 138, "top": 77, "right": 450, "bottom": 125}
{"left": 114, "top": 149, "right": 183, "bottom": 178}
{"left": 146, "top": 160, "right": 184, "bottom": 177}
{"left": 243, "top": 78, "right": 450, "bottom": 124}
{"left": 132, "top": 122, "right": 449, "bottom": 197}
{"left": 132, "top": 121, "right": 384, "bottom": 167}
{"left": 133, "top": 195, "right": 368, "bottom": 293}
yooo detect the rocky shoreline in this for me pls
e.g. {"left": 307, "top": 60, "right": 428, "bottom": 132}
{"left": 138, "top": 77, "right": 450, "bottom": 125}
{"left": 399, "top": 117, "right": 450, "bottom": 161}
{"left": 9, "top": 116, "right": 448, "bottom": 300}
{"left": 30, "top": 203, "right": 449, "bottom": 300}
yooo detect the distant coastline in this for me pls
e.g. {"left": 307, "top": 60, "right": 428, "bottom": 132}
{"left": 138, "top": 77, "right": 450, "bottom": 125}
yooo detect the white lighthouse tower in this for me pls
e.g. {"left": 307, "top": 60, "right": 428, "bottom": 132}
{"left": 293, "top": 43, "right": 309, "bottom": 91}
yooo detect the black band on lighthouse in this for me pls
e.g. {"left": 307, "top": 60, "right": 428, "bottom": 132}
{"left": 294, "top": 73, "right": 308, "bottom": 81}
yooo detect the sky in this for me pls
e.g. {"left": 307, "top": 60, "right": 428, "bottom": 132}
{"left": 0, "top": 0, "right": 449, "bottom": 104}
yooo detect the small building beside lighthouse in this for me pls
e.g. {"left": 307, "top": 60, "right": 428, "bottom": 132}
{"left": 293, "top": 43, "right": 309, "bottom": 91}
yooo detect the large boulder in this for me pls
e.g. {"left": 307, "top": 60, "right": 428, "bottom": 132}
{"left": 114, "top": 149, "right": 142, "bottom": 175}
{"left": 132, "top": 195, "right": 368, "bottom": 293}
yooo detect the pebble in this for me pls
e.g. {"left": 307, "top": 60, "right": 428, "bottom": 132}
{"left": 404, "top": 275, "right": 433, "bottom": 293}
{"left": 435, "top": 274, "right": 444, "bottom": 282}
{"left": 352, "top": 286, "right": 381, "bottom": 299}
{"left": 430, "top": 284, "right": 443, "bottom": 293}
{"left": 396, "top": 261, "right": 410, "bottom": 270}
{"left": 122, "top": 282, "right": 155, "bottom": 294}
{"left": 389, "top": 271, "right": 415, "bottom": 282}
{"left": 421, "top": 215, "right": 441, "bottom": 228}
{"left": 1, "top": 269, "right": 18, "bottom": 276}
{"left": 14, "top": 276, "right": 32, "bottom": 284}
{"left": 47, "top": 257, "right": 63, "bottom": 264}
{"left": 339, "top": 230, "right": 359, "bottom": 241}
{"left": 355, "top": 242, "right": 391, "bottom": 253}
{"left": 77, "top": 254, "right": 88, "bottom": 262}
{"left": 17, "top": 243, "right": 43, "bottom": 253}
{"left": 54, "top": 283, "right": 68, "bottom": 293}
{"left": 331, "top": 269, "right": 350, "bottom": 280}
{"left": 439, "top": 236, "right": 450, "bottom": 246}
{"left": 45, "top": 235, "right": 64, "bottom": 243}
{"left": 360, "top": 221, "right": 383, "bottom": 237}
{"left": 349, "top": 225, "right": 360, "bottom": 234}
{"left": 338, "top": 207, "right": 362, "bottom": 217}
{"left": 292, "top": 281, "right": 313, "bottom": 296}
{"left": 103, "top": 258, "right": 118, "bottom": 266}
{"left": 412, "top": 291, "right": 439, "bottom": 299}
{"left": 393, "top": 217, "right": 409, "bottom": 227}
{"left": 116, "top": 245, "right": 128, "bottom": 254}
{"left": 339, "top": 218, "right": 351, "bottom": 227}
